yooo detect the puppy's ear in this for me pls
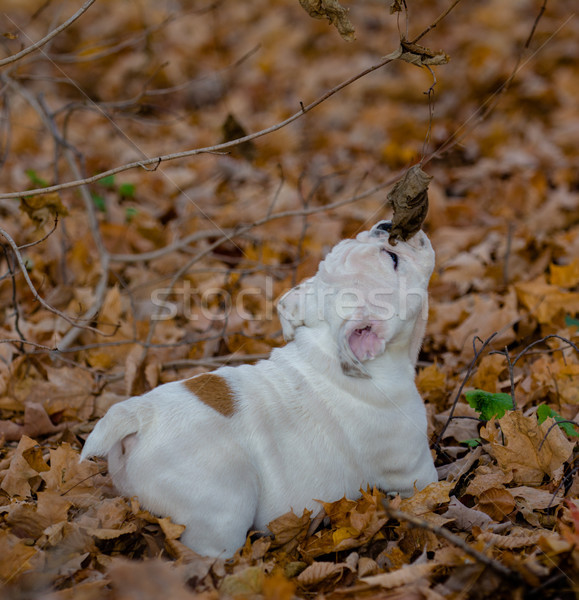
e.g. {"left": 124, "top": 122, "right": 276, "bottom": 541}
{"left": 338, "top": 318, "right": 386, "bottom": 378}
{"left": 277, "top": 278, "right": 316, "bottom": 341}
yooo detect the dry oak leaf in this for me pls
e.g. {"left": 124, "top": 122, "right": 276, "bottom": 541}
{"left": 0, "top": 402, "right": 66, "bottom": 442}
{"left": 27, "top": 366, "right": 96, "bottom": 420}
{"left": 509, "top": 485, "right": 564, "bottom": 509}
{"left": 0, "top": 435, "right": 44, "bottom": 498}
{"left": 471, "top": 354, "right": 508, "bottom": 394}
{"left": 268, "top": 507, "right": 312, "bottom": 553}
{"left": 515, "top": 278, "right": 579, "bottom": 324}
{"left": 40, "top": 443, "right": 102, "bottom": 506}
{"left": 480, "top": 412, "right": 574, "bottom": 486}
{"left": 398, "top": 481, "right": 454, "bottom": 527}
{"left": 0, "top": 530, "right": 38, "bottom": 584}
{"left": 464, "top": 465, "right": 512, "bottom": 497}
{"left": 299, "top": 0, "right": 355, "bottom": 41}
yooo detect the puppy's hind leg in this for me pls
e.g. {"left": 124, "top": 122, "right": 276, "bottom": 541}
{"left": 179, "top": 483, "right": 259, "bottom": 557}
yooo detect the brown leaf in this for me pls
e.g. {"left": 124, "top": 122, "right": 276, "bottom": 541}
{"left": 476, "top": 529, "right": 547, "bottom": 549}
{"left": 444, "top": 497, "right": 495, "bottom": 532}
{"left": 296, "top": 560, "right": 350, "bottom": 586}
{"left": 107, "top": 557, "right": 198, "bottom": 600}
{"left": 298, "top": 0, "right": 355, "bottom": 41}
{"left": 476, "top": 487, "right": 516, "bottom": 522}
{"left": 516, "top": 278, "right": 579, "bottom": 324}
{"left": 397, "top": 40, "right": 450, "bottom": 67}
{"left": 0, "top": 435, "right": 42, "bottom": 497}
{"left": 27, "top": 367, "right": 96, "bottom": 420}
{"left": 509, "top": 486, "right": 564, "bottom": 509}
{"left": 361, "top": 563, "right": 436, "bottom": 589}
{"left": 549, "top": 258, "right": 579, "bottom": 288}
{"left": 40, "top": 443, "right": 102, "bottom": 506}
{"left": 398, "top": 481, "right": 454, "bottom": 527}
{"left": 480, "top": 412, "right": 574, "bottom": 486}
{"left": 220, "top": 566, "right": 264, "bottom": 597}
{"left": 268, "top": 508, "right": 312, "bottom": 552}
{"left": 19, "top": 193, "right": 68, "bottom": 228}
{"left": 386, "top": 165, "right": 432, "bottom": 244}
{"left": 0, "top": 530, "right": 38, "bottom": 583}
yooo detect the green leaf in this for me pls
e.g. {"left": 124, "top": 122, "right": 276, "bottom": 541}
{"left": 537, "top": 404, "right": 579, "bottom": 438}
{"left": 565, "top": 315, "right": 579, "bottom": 329}
{"left": 465, "top": 389, "right": 514, "bottom": 421}
{"left": 125, "top": 206, "right": 138, "bottom": 221}
{"left": 119, "top": 183, "right": 135, "bottom": 197}
{"left": 461, "top": 438, "right": 481, "bottom": 448}
{"left": 98, "top": 174, "right": 115, "bottom": 188}
{"left": 91, "top": 193, "right": 106, "bottom": 212}
{"left": 25, "top": 169, "right": 48, "bottom": 188}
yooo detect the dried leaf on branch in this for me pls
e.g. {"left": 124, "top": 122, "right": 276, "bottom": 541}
{"left": 298, "top": 0, "right": 355, "bottom": 41}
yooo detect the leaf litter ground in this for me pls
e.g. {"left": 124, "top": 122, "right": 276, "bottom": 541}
{"left": 0, "top": 0, "right": 578, "bottom": 598}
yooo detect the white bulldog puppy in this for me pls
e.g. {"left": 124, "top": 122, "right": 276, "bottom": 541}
{"left": 81, "top": 220, "right": 437, "bottom": 557}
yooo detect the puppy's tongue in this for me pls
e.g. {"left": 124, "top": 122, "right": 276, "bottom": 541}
{"left": 349, "top": 326, "right": 382, "bottom": 362}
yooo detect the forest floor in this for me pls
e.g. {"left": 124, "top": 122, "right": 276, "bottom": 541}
{"left": 0, "top": 0, "right": 578, "bottom": 598}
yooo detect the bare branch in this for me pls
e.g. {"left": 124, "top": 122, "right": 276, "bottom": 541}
{"left": 0, "top": 54, "right": 397, "bottom": 200}
{"left": 435, "top": 333, "right": 498, "bottom": 446}
{"left": 383, "top": 503, "right": 522, "bottom": 581}
{"left": 0, "top": 0, "right": 97, "bottom": 68}
{"left": 0, "top": 225, "right": 107, "bottom": 334}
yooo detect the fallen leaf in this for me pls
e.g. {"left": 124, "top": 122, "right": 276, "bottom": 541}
{"left": 0, "top": 530, "right": 38, "bottom": 583}
{"left": 361, "top": 562, "right": 436, "bottom": 589}
{"left": 268, "top": 508, "right": 312, "bottom": 553}
{"left": 0, "top": 435, "right": 42, "bottom": 497}
{"left": 481, "top": 412, "right": 574, "bottom": 485}
{"left": 476, "top": 487, "right": 516, "bottom": 521}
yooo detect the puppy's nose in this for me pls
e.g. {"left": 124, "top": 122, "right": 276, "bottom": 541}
{"left": 375, "top": 221, "right": 392, "bottom": 232}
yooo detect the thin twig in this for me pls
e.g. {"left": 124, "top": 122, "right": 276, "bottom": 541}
{"left": 0, "top": 225, "right": 108, "bottom": 335}
{"left": 538, "top": 419, "right": 579, "bottom": 452}
{"left": 513, "top": 335, "right": 578, "bottom": 366}
{"left": 0, "top": 54, "right": 398, "bottom": 200}
{"left": 0, "top": 338, "right": 57, "bottom": 351}
{"left": 435, "top": 333, "right": 498, "bottom": 445}
{"left": 0, "top": 0, "right": 97, "bottom": 68}
{"left": 383, "top": 504, "right": 522, "bottom": 581}
{"left": 410, "top": 0, "right": 465, "bottom": 44}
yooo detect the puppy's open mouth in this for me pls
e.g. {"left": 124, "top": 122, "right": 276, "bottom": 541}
{"left": 349, "top": 325, "right": 382, "bottom": 362}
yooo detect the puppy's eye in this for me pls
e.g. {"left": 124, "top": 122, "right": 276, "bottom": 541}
{"left": 381, "top": 248, "right": 399, "bottom": 270}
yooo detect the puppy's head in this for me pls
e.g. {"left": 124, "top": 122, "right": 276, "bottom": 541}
{"left": 277, "top": 221, "right": 434, "bottom": 378}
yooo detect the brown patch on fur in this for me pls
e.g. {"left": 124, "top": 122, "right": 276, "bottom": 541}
{"left": 183, "top": 374, "right": 236, "bottom": 417}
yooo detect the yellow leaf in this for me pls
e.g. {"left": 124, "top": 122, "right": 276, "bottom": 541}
{"left": 416, "top": 363, "right": 447, "bottom": 403}
{"left": 549, "top": 259, "right": 579, "bottom": 288}
{"left": 516, "top": 278, "right": 579, "bottom": 324}
{"left": 332, "top": 526, "right": 359, "bottom": 546}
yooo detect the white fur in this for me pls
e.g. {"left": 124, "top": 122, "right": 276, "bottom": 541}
{"left": 81, "top": 221, "right": 437, "bottom": 557}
